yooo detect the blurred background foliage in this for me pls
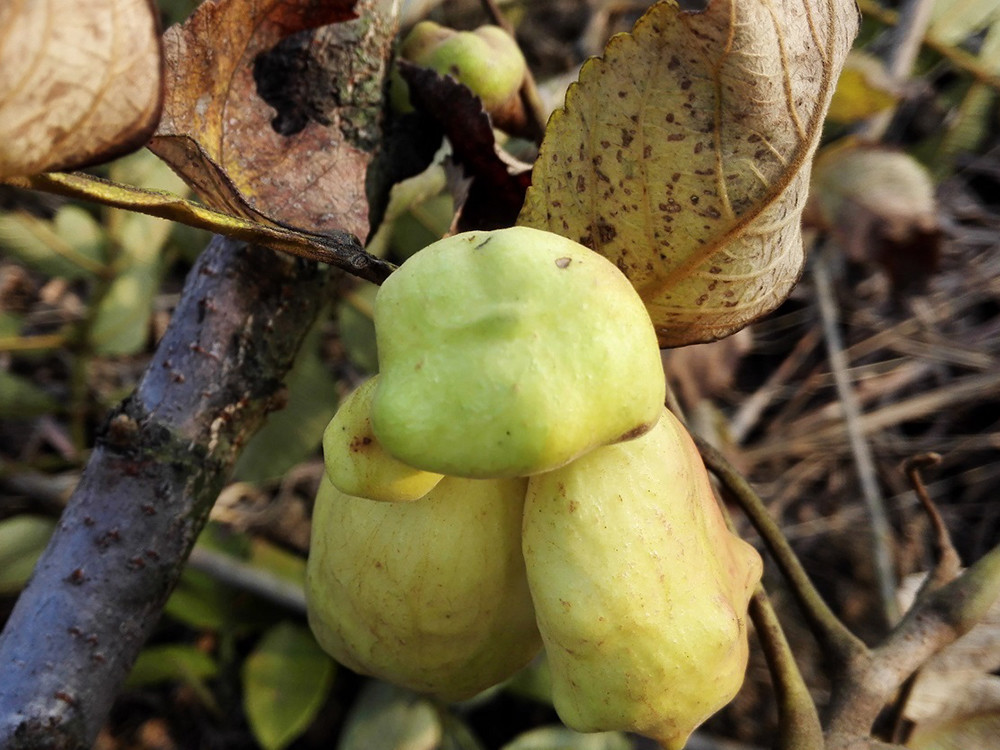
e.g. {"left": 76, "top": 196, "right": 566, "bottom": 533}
{"left": 3, "top": 1, "right": 1000, "bottom": 749}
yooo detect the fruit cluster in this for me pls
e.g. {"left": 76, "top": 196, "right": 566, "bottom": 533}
{"left": 306, "top": 227, "right": 763, "bottom": 749}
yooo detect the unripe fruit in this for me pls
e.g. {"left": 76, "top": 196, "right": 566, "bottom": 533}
{"left": 371, "top": 226, "right": 666, "bottom": 479}
{"left": 390, "top": 22, "right": 527, "bottom": 118}
{"left": 322, "top": 377, "right": 443, "bottom": 502}
{"left": 522, "top": 409, "right": 762, "bottom": 749}
{"left": 306, "top": 474, "right": 541, "bottom": 702}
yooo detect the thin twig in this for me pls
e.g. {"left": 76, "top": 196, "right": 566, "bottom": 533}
{"left": 187, "top": 547, "right": 307, "bottom": 614}
{"left": 904, "top": 453, "right": 962, "bottom": 589}
{"left": 729, "top": 327, "right": 821, "bottom": 444}
{"left": 744, "top": 370, "right": 1000, "bottom": 460}
{"left": 813, "top": 243, "right": 899, "bottom": 625}
{"left": 0, "top": 236, "right": 329, "bottom": 747}
{"left": 693, "top": 434, "right": 869, "bottom": 663}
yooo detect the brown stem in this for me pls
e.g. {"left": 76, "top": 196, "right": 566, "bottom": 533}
{"left": 904, "top": 453, "right": 961, "bottom": 590}
{"left": 748, "top": 586, "right": 824, "bottom": 750}
{"left": 826, "top": 541, "right": 1000, "bottom": 738}
{"left": 694, "top": 435, "right": 869, "bottom": 664}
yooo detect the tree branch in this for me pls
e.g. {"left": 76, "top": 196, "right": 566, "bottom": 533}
{"left": 0, "top": 236, "right": 328, "bottom": 749}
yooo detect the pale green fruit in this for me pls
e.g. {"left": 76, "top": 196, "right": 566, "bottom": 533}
{"left": 399, "top": 20, "right": 455, "bottom": 63}
{"left": 419, "top": 25, "right": 526, "bottom": 112}
{"left": 522, "top": 409, "right": 763, "bottom": 750}
{"left": 371, "top": 226, "right": 665, "bottom": 479}
{"left": 390, "top": 22, "right": 527, "bottom": 115}
{"left": 322, "top": 377, "right": 443, "bottom": 502}
{"left": 306, "top": 474, "right": 541, "bottom": 702}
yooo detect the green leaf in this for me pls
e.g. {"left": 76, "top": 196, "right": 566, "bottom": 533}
{"left": 0, "top": 312, "right": 22, "bottom": 338}
{"left": 88, "top": 262, "right": 163, "bottom": 355}
{"left": 88, "top": 150, "right": 190, "bottom": 356}
{"left": 500, "top": 726, "right": 632, "bottom": 750}
{"left": 234, "top": 320, "right": 340, "bottom": 483}
{"left": 249, "top": 538, "right": 307, "bottom": 587}
{"left": 930, "top": 0, "right": 1000, "bottom": 47}
{"left": 164, "top": 568, "right": 234, "bottom": 631}
{"left": 0, "top": 515, "right": 56, "bottom": 594}
{"left": 243, "top": 622, "right": 335, "bottom": 750}
{"left": 126, "top": 644, "right": 218, "bottom": 688}
{"left": 337, "top": 681, "right": 441, "bottom": 750}
{"left": 338, "top": 284, "right": 379, "bottom": 375}
{"left": 0, "top": 205, "right": 106, "bottom": 279}
{"left": 0, "top": 371, "right": 58, "bottom": 418}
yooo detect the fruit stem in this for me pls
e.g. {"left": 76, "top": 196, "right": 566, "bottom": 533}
{"left": 749, "top": 586, "right": 824, "bottom": 750}
{"left": 694, "top": 434, "right": 869, "bottom": 663}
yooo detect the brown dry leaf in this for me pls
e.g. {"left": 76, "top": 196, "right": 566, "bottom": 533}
{"left": 0, "top": 0, "right": 162, "bottom": 178}
{"left": 518, "top": 0, "right": 858, "bottom": 347}
{"left": 401, "top": 63, "right": 532, "bottom": 232}
{"left": 149, "top": 0, "right": 377, "bottom": 238}
{"left": 808, "top": 139, "right": 941, "bottom": 297}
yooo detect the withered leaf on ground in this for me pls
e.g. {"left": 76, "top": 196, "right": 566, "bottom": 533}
{"left": 149, "top": 0, "right": 386, "bottom": 240}
{"left": 518, "top": 0, "right": 858, "bottom": 347}
{"left": 0, "top": 0, "right": 162, "bottom": 178}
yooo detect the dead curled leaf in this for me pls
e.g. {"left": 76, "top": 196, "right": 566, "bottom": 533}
{"left": 0, "top": 0, "right": 163, "bottom": 178}
{"left": 401, "top": 63, "right": 532, "bottom": 232}
{"left": 518, "top": 0, "right": 859, "bottom": 347}
{"left": 149, "top": 0, "right": 380, "bottom": 239}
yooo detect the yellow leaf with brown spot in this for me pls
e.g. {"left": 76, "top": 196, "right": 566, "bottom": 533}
{"left": 518, "top": 0, "right": 858, "bottom": 347}
{"left": 0, "top": 0, "right": 162, "bottom": 178}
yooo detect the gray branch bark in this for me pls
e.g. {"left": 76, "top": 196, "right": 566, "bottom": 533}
{"left": 0, "top": 236, "right": 328, "bottom": 749}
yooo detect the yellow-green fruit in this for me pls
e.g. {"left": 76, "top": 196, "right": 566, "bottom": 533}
{"left": 371, "top": 226, "right": 665, "bottom": 479}
{"left": 390, "top": 22, "right": 527, "bottom": 115}
{"left": 322, "top": 377, "right": 443, "bottom": 502}
{"left": 399, "top": 20, "right": 455, "bottom": 63}
{"left": 306, "top": 474, "right": 541, "bottom": 702}
{"left": 522, "top": 409, "right": 762, "bottom": 749}
{"left": 419, "top": 24, "right": 526, "bottom": 112}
